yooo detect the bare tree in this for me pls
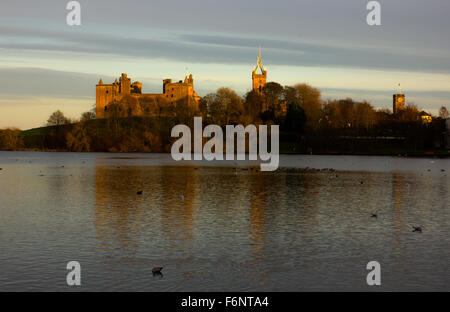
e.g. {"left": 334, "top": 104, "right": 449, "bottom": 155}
{"left": 439, "top": 106, "right": 449, "bottom": 119}
{"left": 47, "top": 110, "right": 69, "bottom": 126}
{"left": 80, "top": 111, "right": 95, "bottom": 122}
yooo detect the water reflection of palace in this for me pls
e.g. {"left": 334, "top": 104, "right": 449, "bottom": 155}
{"left": 158, "top": 166, "right": 199, "bottom": 251}
{"left": 93, "top": 164, "right": 199, "bottom": 256}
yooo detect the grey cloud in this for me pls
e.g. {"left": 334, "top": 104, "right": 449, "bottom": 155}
{"left": 0, "top": 68, "right": 110, "bottom": 99}
{"left": 178, "top": 34, "right": 450, "bottom": 72}
{"left": 1, "top": 25, "right": 450, "bottom": 73}
{"left": 0, "top": 67, "right": 166, "bottom": 99}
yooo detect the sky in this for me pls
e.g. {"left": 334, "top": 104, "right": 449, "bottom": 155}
{"left": 0, "top": 0, "right": 449, "bottom": 129}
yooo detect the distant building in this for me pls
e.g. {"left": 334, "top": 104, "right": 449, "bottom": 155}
{"left": 419, "top": 111, "right": 432, "bottom": 124}
{"left": 250, "top": 47, "right": 286, "bottom": 113}
{"left": 252, "top": 46, "right": 267, "bottom": 95}
{"left": 393, "top": 93, "right": 405, "bottom": 114}
{"left": 95, "top": 73, "right": 200, "bottom": 118}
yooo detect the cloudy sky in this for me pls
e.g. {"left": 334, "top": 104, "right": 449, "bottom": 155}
{"left": 1, "top": 0, "right": 449, "bottom": 129}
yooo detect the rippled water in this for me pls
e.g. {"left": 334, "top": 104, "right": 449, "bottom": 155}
{"left": 0, "top": 152, "right": 449, "bottom": 291}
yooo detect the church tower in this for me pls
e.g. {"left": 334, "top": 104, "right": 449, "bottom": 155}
{"left": 252, "top": 46, "right": 267, "bottom": 95}
{"left": 393, "top": 84, "right": 405, "bottom": 114}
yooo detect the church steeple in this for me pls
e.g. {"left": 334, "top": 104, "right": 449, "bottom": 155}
{"left": 252, "top": 45, "right": 267, "bottom": 95}
{"left": 253, "top": 45, "right": 266, "bottom": 74}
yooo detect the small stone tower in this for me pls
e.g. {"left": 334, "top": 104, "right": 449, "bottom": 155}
{"left": 119, "top": 73, "right": 131, "bottom": 95}
{"left": 252, "top": 46, "right": 267, "bottom": 95}
{"left": 96, "top": 77, "right": 120, "bottom": 118}
{"left": 393, "top": 84, "right": 405, "bottom": 114}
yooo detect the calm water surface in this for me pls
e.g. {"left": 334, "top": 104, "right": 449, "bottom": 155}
{"left": 0, "top": 152, "right": 449, "bottom": 291}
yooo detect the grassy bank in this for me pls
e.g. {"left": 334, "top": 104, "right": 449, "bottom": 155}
{"left": 7, "top": 118, "right": 447, "bottom": 157}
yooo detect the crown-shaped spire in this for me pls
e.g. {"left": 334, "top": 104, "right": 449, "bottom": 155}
{"left": 253, "top": 45, "right": 265, "bottom": 74}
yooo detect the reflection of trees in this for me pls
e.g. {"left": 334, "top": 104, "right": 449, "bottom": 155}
{"left": 248, "top": 176, "right": 269, "bottom": 259}
{"left": 158, "top": 166, "right": 198, "bottom": 251}
{"left": 247, "top": 173, "right": 288, "bottom": 260}
{"left": 94, "top": 166, "right": 144, "bottom": 256}
{"left": 94, "top": 165, "right": 200, "bottom": 258}
{"left": 284, "top": 172, "right": 320, "bottom": 231}
{"left": 392, "top": 173, "right": 404, "bottom": 252}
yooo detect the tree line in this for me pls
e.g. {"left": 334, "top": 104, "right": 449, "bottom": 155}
{"left": 1, "top": 81, "right": 449, "bottom": 154}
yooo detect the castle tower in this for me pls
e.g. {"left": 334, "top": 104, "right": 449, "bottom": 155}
{"left": 119, "top": 73, "right": 131, "bottom": 95}
{"left": 252, "top": 46, "right": 267, "bottom": 95}
{"left": 393, "top": 84, "right": 405, "bottom": 114}
{"left": 96, "top": 78, "right": 119, "bottom": 118}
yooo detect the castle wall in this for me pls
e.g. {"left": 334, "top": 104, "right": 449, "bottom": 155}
{"left": 163, "top": 82, "right": 194, "bottom": 102}
{"left": 95, "top": 73, "right": 199, "bottom": 118}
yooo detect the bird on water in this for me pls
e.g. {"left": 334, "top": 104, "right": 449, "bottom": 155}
{"left": 412, "top": 226, "right": 422, "bottom": 233}
{"left": 152, "top": 267, "right": 163, "bottom": 274}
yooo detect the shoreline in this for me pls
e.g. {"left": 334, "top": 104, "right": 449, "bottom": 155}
{"left": 1, "top": 148, "right": 449, "bottom": 158}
